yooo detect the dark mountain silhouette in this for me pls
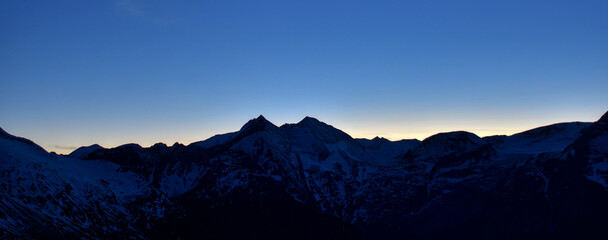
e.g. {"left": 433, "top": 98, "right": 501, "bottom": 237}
{"left": 1, "top": 112, "right": 607, "bottom": 239}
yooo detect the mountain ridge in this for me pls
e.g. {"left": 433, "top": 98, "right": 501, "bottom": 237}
{"left": 1, "top": 111, "right": 607, "bottom": 239}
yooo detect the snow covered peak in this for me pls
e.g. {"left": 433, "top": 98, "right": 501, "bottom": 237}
{"left": 406, "top": 131, "right": 486, "bottom": 161}
{"left": 298, "top": 116, "right": 322, "bottom": 125}
{"left": 290, "top": 116, "right": 352, "bottom": 144}
{"left": 68, "top": 144, "right": 104, "bottom": 159}
{"left": 239, "top": 115, "right": 278, "bottom": 133}
{"left": 223, "top": 115, "right": 287, "bottom": 154}
{"left": 295, "top": 116, "right": 352, "bottom": 138}
{"left": 422, "top": 131, "right": 484, "bottom": 146}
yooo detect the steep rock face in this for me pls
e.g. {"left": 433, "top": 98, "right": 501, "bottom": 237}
{"left": 1, "top": 112, "right": 608, "bottom": 239}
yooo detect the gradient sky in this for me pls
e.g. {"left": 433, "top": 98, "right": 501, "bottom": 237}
{"left": 1, "top": 0, "right": 607, "bottom": 154}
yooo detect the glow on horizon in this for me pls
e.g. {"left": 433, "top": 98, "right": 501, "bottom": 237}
{"left": 1, "top": 1, "right": 607, "bottom": 154}
{"left": 338, "top": 111, "right": 607, "bottom": 141}
{"left": 9, "top": 109, "right": 604, "bottom": 155}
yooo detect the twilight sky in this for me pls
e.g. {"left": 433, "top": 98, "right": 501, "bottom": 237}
{"left": 1, "top": 0, "right": 607, "bottom": 154}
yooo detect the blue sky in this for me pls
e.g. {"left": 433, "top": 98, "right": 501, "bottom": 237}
{"left": 1, "top": 0, "right": 607, "bottom": 153}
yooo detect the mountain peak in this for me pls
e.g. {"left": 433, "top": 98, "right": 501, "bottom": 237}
{"left": 89, "top": 143, "right": 103, "bottom": 149}
{"left": 296, "top": 116, "right": 336, "bottom": 131}
{"left": 239, "top": 115, "right": 278, "bottom": 133}
{"left": 298, "top": 116, "right": 323, "bottom": 126}
{"left": 68, "top": 144, "right": 104, "bottom": 159}
{"left": 422, "top": 131, "right": 484, "bottom": 147}
{"left": 294, "top": 116, "right": 353, "bottom": 143}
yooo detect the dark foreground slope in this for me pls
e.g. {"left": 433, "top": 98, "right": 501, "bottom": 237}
{"left": 1, "top": 113, "right": 607, "bottom": 239}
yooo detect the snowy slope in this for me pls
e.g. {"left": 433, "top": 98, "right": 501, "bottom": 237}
{"left": 0, "top": 128, "right": 150, "bottom": 239}
{"left": 67, "top": 144, "right": 104, "bottom": 159}
{"left": 497, "top": 122, "right": 591, "bottom": 154}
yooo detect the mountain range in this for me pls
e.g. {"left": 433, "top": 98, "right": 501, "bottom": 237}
{"left": 1, "top": 112, "right": 607, "bottom": 239}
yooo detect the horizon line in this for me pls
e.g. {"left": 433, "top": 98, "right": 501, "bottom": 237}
{"left": 3, "top": 111, "right": 605, "bottom": 155}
